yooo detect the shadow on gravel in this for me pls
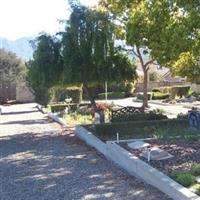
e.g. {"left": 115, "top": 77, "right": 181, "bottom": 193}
{"left": 0, "top": 132, "right": 118, "bottom": 199}
{"left": 2, "top": 110, "right": 39, "bottom": 115}
{"left": 0, "top": 130, "right": 171, "bottom": 200}
{"left": 0, "top": 119, "right": 50, "bottom": 125}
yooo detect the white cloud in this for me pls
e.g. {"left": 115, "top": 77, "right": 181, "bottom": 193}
{"left": 0, "top": 0, "right": 99, "bottom": 40}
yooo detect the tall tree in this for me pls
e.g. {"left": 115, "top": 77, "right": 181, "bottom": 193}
{"left": 27, "top": 33, "right": 63, "bottom": 106}
{"left": 100, "top": 0, "right": 200, "bottom": 108}
{"left": 62, "top": 3, "right": 136, "bottom": 110}
{"left": 0, "top": 49, "right": 23, "bottom": 83}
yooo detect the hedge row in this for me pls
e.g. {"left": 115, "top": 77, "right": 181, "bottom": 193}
{"left": 152, "top": 86, "right": 190, "bottom": 98}
{"left": 98, "top": 92, "right": 125, "bottom": 99}
{"left": 137, "top": 92, "right": 170, "bottom": 100}
{"left": 111, "top": 111, "right": 167, "bottom": 123}
{"left": 94, "top": 119, "right": 188, "bottom": 140}
{"left": 49, "top": 104, "right": 68, "bottom": 113}
{"left": 152, "top": 92, "right": 170, "bottom": 100}
{"left": 49, "top": 86, "right": 82, "bottom": 104}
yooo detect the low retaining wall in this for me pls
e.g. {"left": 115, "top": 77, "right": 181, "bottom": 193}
{"left": 36, "top": 105, "right": 67, "bottom": 128}
{"left": 75, "top": 126, "right": 200, "bottom": 200}
{"left": 75, "top": 126, "right": 107, "bottom": 155}
{"left": 106, "top": 142, "right": 200, "bottom": 200}
{"left": 48, "top": 113, "right": 67, "bottom": 128}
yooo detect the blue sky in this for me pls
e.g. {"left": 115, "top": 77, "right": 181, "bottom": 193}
{"left": 0, "top": 0, "right": 99, "bottom": 40}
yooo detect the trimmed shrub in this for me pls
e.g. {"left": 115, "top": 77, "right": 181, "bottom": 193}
{"left": 171, "top": 86, "right": 190, "bottom": 98}
{"left": 98, "top": 92, "right": 125, "bottom": 99}
{"left": 152, "top": 86, "right": 190, "bottom": 99}
{"left": 172, "top": 172, "right": 195, "bottom": 187}
{"left": 111, "top": 110, "right": 167, "bottom": 123}
{"left": 191, "top": 164, "right": 200, "bottom": 176}
{"left": 177, "top": 113, "right": 188, "bottom": 120}
{"left": 95, "top": 119, "right": 188, "bottom": 140}
{"left": 153, "top": 86, "right": 172, "bottom": 94}
{"left": 49, "top": 86, "right": 82, "bottom": 103}
{"left": 124, "top": 82, "right": 136, "bottom": 97}
{"left": 136, "top": 92, "right": 152, "bottom": 100}
{"left": 152, "top": 92, "right": 170, "bottom": 100}
{"left": 184, "top": 134, "right": 200, "bottom": 141}
{"left": 152, "top": 88, "right": 161, "bottom": 92}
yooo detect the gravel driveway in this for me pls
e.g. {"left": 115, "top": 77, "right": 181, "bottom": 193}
{"left": 0, "top": 103, "right": 171, "bottom": 200}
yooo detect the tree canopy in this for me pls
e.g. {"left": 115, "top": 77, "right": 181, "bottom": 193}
{"left": 62, "top": 3, "right": 137, "bottom": 109}
{"left": 27, "top": 33, "right": 63, "bottom": 105}
{"left": 99, "top": 0, "right": 200, "bottom": 107}
{"left": 0, "top": 49, "right": 24, "bottom": 83}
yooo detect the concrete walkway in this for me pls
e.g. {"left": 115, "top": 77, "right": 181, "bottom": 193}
{"left": 0, "top": 103, "right": 171, "bottom": 200}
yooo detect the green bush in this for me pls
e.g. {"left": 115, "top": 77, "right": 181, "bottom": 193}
{"left": 152, "top": 92, "right": 170, "bottom": 100}
{"left": 184, "top": 134, "right": 200, "bottom": 141}
{"left": 171, "top": 86, "right": 190, "bottom": 98}
{"left": 98, "top": 92, "right": 125, "bottom": 99}
{"left": 111, "top": 110, "right": 167, "bottom": 123}
{"left": 191, "top": 164, "right": 200, "bottom": 176}
{"left": 136, "top": 92, "right": 152, "bottom": 100}
{"left": 177, "top": 113, "right": 188, "bottom": 120}
{"left": 124, "top": 82, "right": 136, "bottom": 97}
{"left": 169, "top": 171, "right": 196, "bottom": 187}
{"left": 49, "top": 86, "right": 82, "bottom": 103}
{"left": 152, "top": 86, "right": 190, "bottom": 99}
{"left": 152, "top": 88, "right": 161, "bottom": 93}
{"left": 153, "top": 86, "right": 171, "bottom": 94}
{"left": 149, "top": 72, "right": 158, "bottom": 81}
{"left": 49, "top": 104, "right": 67, "bottom": 113}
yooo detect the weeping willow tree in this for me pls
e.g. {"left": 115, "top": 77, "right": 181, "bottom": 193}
{"left": 62, "top": 2, "right": 136, "bottom": 110}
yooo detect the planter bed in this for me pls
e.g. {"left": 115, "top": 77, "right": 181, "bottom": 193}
{"left": 120, "top": 138, "right": 200, "bottom": 174}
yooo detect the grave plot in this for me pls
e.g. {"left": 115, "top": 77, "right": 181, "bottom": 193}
{"left": 120, "top": 138, "right": 200, "bottom": 196}
{"left": 121, "top": 138, "right": 200, "bottom": 174}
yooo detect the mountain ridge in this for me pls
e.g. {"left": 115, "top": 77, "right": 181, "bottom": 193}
{"left": 0, "top": 36, "right": 34, "bottom": 61}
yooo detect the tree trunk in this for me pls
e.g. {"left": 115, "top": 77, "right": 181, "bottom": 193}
{"left": 83, "top": 83, "right": 98, "bottom": 112}
{"left": 142, "top": 68, "right": 149, "bottom": 109}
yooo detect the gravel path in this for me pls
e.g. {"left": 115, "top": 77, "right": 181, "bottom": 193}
{"left": 0, "top": 103, "right": 171, "bottom": 200}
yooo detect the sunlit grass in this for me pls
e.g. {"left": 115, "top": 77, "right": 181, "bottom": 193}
{"left": 63, "top": 113, "right": 93, "bottom": 125}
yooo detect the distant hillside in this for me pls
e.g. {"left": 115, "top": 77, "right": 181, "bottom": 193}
{"left": 0, "top": 37, "right": 34, "bottom": 61}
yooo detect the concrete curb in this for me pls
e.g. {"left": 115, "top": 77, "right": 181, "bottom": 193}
{"left": 36, "top": 104, "right": 47, "bottom": 114}
{"left": 75, "top": 125, "right": 200, "bottom": 200}
{"left": 75, "top": 126, "right": 107, "bottom": 155}
{"left": 106, "top": 142, "right": 200, "bottom": 200}
{"left": 36, "top": 104, "right": 68, "bottom": 128}
{"left": 48, "top": 113, "right": 68, "bottom": 128}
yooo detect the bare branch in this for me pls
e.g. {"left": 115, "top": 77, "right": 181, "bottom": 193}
{"left": 144, "top": 59, "right": 154, "bottom": 68}
{"left": 119, "top": 46, "right": 139, "bottom": 58}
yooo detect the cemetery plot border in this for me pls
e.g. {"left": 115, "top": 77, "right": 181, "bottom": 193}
{"left": 121, "top": 138, "right": 200, "bottom": 175}
{"left": 75, "top": 126, "right": 200, "bottom": 200}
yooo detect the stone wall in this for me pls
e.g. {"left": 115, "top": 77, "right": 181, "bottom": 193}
{"left": 16, "top": 83, "right": 35, "bottom": 103}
